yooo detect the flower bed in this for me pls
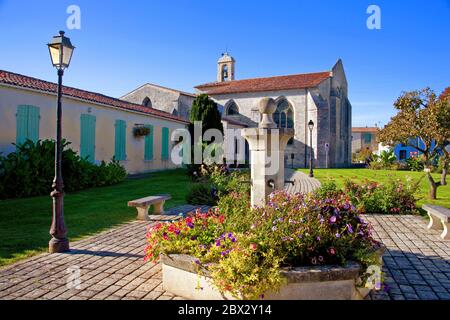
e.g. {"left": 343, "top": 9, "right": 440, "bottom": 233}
{"left": 315, "top": 178, "right": 420, "bottom": 215}
{"left": 145, "top": 191, "right": 384, "bottom": 300}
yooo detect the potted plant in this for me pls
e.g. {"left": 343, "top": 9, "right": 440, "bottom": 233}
{"left": 133, "top": 126, "right": 151, "bottom": 138}
{"left": 145, "top": 190, "right": 385, "bottom": 300}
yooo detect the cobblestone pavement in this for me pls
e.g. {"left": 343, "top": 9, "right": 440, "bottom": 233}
{"left": 285, "top": 169, "right": 321, "bottom": 194}
{"left": 366, "top": 215, "right": 450, "bottom": 300}
{"left": 0, "top": 210, "right": 449, "bottom": 300}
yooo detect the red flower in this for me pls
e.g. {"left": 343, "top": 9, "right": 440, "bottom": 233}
{"left": 218, "top": 215, "right": 225, "bottom": 224}
{"left": 250, "top": 243, "right": 257, "bottom": 251}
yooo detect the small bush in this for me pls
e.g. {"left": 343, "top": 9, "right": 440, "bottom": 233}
{"left": 406, "top": 156, "right": 425, "bottom": 172}
{"left": 0, "top": 139, "right": 127, "bottom": 199}
{"left": 343, "top": 178, "right": 420, "bottom": 214}
{"left": 314, "top": 177, "right": 420, "bottom": 214}
{"left": 186, "top": 183, "right": 218, "bottom": 206}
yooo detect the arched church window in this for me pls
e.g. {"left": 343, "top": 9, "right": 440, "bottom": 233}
{"left": 275, "top": 99, "right": 294, "bottom": 129}
{"left": 226, "top": 102, "right": 239, "bottom": 116}
{"left": 142, "top": 97, "right": 152, "bottom": 108}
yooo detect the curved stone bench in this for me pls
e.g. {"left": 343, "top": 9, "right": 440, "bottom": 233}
{"left": 423, "top": 204, "right": 450, "bottom": 240}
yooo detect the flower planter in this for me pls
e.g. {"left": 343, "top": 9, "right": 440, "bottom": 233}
{"left": 161, "top": 249, "right": 385, "bottom": 300}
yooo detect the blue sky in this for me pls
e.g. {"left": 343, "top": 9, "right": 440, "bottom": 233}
{"left": 0, "top": 0, "right": 449, "bottom": 126}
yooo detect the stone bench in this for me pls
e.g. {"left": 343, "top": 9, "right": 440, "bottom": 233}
{"left": 423, "top": 204, "right": 450, "bottom": 240}
{"left": 128, "top": 194, "right": 171, "bottom": 221}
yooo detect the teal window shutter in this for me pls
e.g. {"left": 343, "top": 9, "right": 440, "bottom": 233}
{"left": 144, "top": 124, "right": 154, "bottom": 161}
{"left": 115, "top": 120, "right": 127, "bottom": 161}
{"left": 28, "top": 106, "right": 40, "bottom": 143}
{"left": 80, "top": 114, "right": 96, "bottom": 162}
{"left": 161, "top": 127, "right": 169, "bottom": 161}
{"left": 16, "top": 105, "right": 40, "bottom": 145}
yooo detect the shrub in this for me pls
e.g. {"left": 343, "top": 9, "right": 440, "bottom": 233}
{"left": 343, "top": 178, "right": 420, "bottom": 214}
{"left": 186, "top": 183, "right": 218, "bottom": 206}
{"left": 406, "top": 156, "right": 425, "bottom": 172}
{"left": 145, "top": 192, "right": 382, "bottom": 300}
{"left": 0, "top": 139, "right": 126, "bottom": 199}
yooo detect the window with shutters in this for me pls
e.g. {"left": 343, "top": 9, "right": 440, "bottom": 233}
{"left": 16, "top": 105, "right": 40, "bottom": 145}
{"left": 114, "top": 120, "right": 127, "bottom": 161}
{"left": 161, "top": 127, "right": 169, "bottom": 161}
{"left": 144, "top": 124, "right": 154, "bottom": 161}
{"left": 80, "top": 114, "right": 96, "bottom": 162}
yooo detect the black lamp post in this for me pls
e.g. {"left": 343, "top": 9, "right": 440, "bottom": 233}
{"left": 308, "top": 120, "right": 315, "bottom": 178}
{"left": 47, "top": 31, "right": 75, "bottom": 253}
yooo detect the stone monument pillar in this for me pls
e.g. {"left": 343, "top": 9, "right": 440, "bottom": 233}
{"left": 242, "top": 98, "right": 294, "bottom": 207}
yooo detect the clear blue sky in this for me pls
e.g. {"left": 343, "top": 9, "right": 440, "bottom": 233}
{"left": 0, "top": 0, "right": 449, "bottom": 127}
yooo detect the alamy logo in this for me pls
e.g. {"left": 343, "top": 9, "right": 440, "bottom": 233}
{"left": 365, "top": 265, "right": 382, "bottom": 290}
{"left": 366, "top": 5, "right": 381, "bottom": 30}
{"left": 66, "top": 5, "right": 81, "bottom": 30}
{"left": 66, "top": 266, "right": 81, "bottom": 290}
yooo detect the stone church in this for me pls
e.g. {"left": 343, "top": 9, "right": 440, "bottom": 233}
{"left": 195, "top": 54, "right": 352, "bottom": 168}
{"left": 122, "top": 53, "right": 352, "bottom": 168}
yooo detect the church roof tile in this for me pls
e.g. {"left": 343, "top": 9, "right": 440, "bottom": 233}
{"left": 195, "top": 71, "right": 332, "bottom": 95}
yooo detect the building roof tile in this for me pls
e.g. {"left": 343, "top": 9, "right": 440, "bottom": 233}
{"left": 0, "top": 70, "right": 190, "bottom": 124}
{"left": 195, "top": 71, "right": 332, "bottom": 95}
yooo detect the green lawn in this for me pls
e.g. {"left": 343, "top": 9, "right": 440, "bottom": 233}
{"left": 0, "top": 169, "right": 193, "bottom": 267}
{"left": 299, "top": 168, "right": 450, "bottom": 209}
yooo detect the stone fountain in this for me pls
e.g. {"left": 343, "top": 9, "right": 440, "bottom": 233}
{"left": 242, "top": 98, "right": 295, "bottom": 207}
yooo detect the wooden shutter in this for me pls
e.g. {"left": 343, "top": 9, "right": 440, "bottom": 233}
{"left": 28, "top": 106, "right": 40, "bottom": 143}
{"left": 144, "top": 124, "right": 154, "bottom": 161}
{"left": 161, "top": 127, "right": 169, "bottom": 161}
{"left": 115, "top": 120, "right": 127, "bottom": 161}
{"left": 16, "top": 105, "right": 40, "bottom": 145}
{"left": 80, "top": 114, "right": 96, "bottom": 162}
{"left": 16, "top": 105, "right": 28, "bottom": 145}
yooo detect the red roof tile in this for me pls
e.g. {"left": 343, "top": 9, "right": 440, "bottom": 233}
{"left": 0, "top": 70, "right": 190, "bottom": 124}
{"left": 195, "top": 71, "right": 332, "bottom": 95}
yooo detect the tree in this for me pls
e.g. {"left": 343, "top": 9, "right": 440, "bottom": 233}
{"left": 438, "top": 88, "right": 450, "bottom": 185}
{"left": 189, "top": 94, "right": 223, "bottom": 135}
{"left": 378, "top": 88, "right": 450, "bottom": 199}
{"left": 186, "top": 94, "right": 224, "bottom": 179}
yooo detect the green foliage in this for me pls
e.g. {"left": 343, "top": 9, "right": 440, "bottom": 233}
{"left": 406, "top": 156, "right": 425, "bottom": 172}
{"left": 186, "top": 183, "right": 218, "bottom": 206}
{"left": 315, "top": 177, "right": 421, "bottom": 214}
{"left": 145, "top": 192, "right": 381, "bottom": 300}
{"left": 343, "top": 178, "right": 420, "bottom": 214}
{"left": 0, "top": 139, "right": 126, "bottom": 199}
{"left": 370, "top": 149, "right": 397, "bottom": 170}
{"left": 186, "top": 164, "right": 250, "bottom": 206}
{"left": 189, "top": 94, "right": 224, "bottom": 135}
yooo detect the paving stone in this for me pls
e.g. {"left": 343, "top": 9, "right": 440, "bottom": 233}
{"left": 1, "top": 212, "right": 450, "bottom": 301}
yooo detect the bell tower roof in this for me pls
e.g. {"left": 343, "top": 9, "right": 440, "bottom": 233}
{"left": 218, "top": 52, "right": 235, "bottom": 63}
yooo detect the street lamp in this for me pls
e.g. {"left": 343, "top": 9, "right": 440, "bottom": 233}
{"left": 47, "top": 31, "right": 75, "bottom": 253}
{"left": 308, "top": 120, "right": 314, "bottom": 178}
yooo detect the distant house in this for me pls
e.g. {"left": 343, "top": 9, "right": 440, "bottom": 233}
{"left": 351, "top": 127, "right": 379, "bottom": 154}
{"left": 392, "top": 138, "right": 424, "bottom": 161}
{"left": 0, "top": 70, "right": 190, "bottom": 174}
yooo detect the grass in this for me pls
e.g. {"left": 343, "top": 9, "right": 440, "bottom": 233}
{"left": 299, "top": 168, "right": 450, "bottom": 209}
{"left": 0, "top": 169, "right": 193, "bottom": 267}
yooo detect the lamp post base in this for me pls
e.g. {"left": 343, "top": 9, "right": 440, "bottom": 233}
{"left": 49, "top": 237, "right": 70, "bottom": 253}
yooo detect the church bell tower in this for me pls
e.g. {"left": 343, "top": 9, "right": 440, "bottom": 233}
{"left": 217, "top": 52, "right": 235, "bottom": 82}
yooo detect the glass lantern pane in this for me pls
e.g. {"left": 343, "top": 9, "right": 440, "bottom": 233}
{"left": 49, "top": 45, "right": 61, "bottom": 66}
{"left": 62, "top": 46, "right": 73, "bottom": 66}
